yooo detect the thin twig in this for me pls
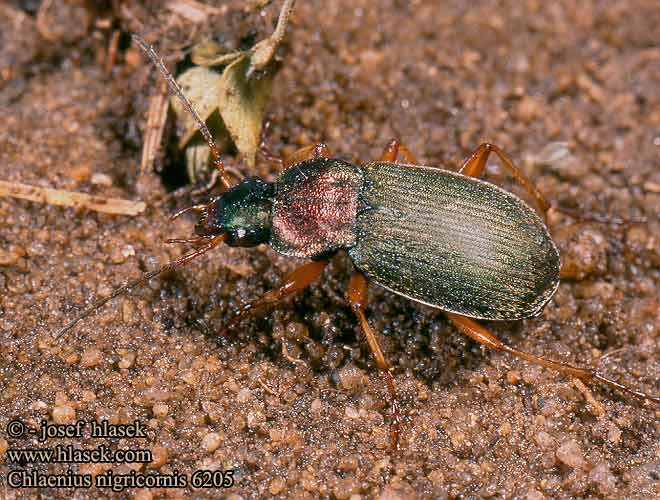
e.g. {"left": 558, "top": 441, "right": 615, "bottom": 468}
{"left": 140, "top": 79, "right": 169, "bottom": 175}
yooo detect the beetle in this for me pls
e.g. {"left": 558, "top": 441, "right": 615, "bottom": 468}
{"left": 57, "top": 35, "right": 659, "bottom": 448}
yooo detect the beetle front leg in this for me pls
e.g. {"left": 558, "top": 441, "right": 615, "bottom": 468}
{"left": 459, "top": 143, "right": 550, "bottom": 219}
{"left": 221, "top": 259, "right": 328, "bottom": 334}
{"left": 346, "top": 271, "right": 402, "bottom": 450}
{"left": 446, "top": 312, "right": 660, "bottom": 404}
{"left": 379, "top": 139, "right": 419, "bottom": 164}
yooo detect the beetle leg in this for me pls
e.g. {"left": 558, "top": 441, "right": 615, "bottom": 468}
{"left": 164, "top": 236, "right": 210, "bottom": 247}
{"left": 258, "top": 119, "right": 284, "bottom": 168}
{"left": 346, "top": 271, "right": 402, "bottom": 450}
{"left": 379, "top": 139, "right": 419, "bottom": 164}
{"left": 446, "top": 312, "right": 660, "bottom": 404}
{"left": 260, "top": 142, "right": 331, "bottom": 170}
{"left": 220, "top": 259, "right": 329, "bottom": 334}
{"left": 283, "top": 143, "right": 331, "bottom": 169}
{"left": 459, "top": 143, "right": 550, "bottom": 219}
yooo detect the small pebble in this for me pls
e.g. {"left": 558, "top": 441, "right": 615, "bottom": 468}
{"left": 81, "top": 390, "right": 96, "bottom": 402}
{"left": 526, "top": 489, "right": 545, "bottom": 500}
{"left": 118, "top": 351, "right": 136, "bottom": 369}
{"left": 237, "top": 388, "right": 252, "bottom": 403}
{"left": 63, "top": 351, "right": 80, "bottom": 365}
{"left": 269, "top": 477, "right": 286, "bottom": 495}
{"left": 152, "top": 404, "right": 169, "bottom": 418}
{"left": 52, "top": 405, "right": 76, "bottom": 424}
{"left": 333, "top": 477, "right": 360, "bottom": 499}
{"left": 36, "top": 0, "right": 91, "bottom": 43}
{"left": 534, "top": 431, "right": 554, "bottom": 450}
{"left": 506, "top": 370, "right": 521, "bottom": 385}
{"left": 80, "top": 348, "right": 103, "bottom": 368}
{"left": 180, "top": 369, "right": 200, "bottom": 385}
{"left": 427, "top": 469, "right": 444, "bottom": 486}
{"left": 246, "top": 411, "right": 265, "bottom": 428}
{"left": 516, "top": 96, "right": 541, "bottom": 122}
{"left": 269, "top": 428, "right": 284, "bottom": 442}
{"left": 337, "top": 454, "right": 359, "bottom": 472}
{"left": 588, "top": 463, "right": 617, "bottom": 496}
{"left": 231, "top": 414, "right": 246, "bottom": 431}
{"left": 284, "top": 321, "right": 309, "bottom": 342}
{"left": 556, "top": 439, "right": 587, "bottom": 470}
{"left": 377, "top": 481, "right": 417, "bottom": 500}
{"left": 607, "top": 424, "right": 622, "bottom": 444}
{"left": 337, "top": 364, "right": 367, "bottom": 393}
{"left": 132, "top": 489, "right": 153, "bottom": 500}
{"left": 556, "top": 226, "right": 608, "bottom": 280}
{"left": 345, "top": 405, "right": 359, "bottom": 419}
{"left": 149, "top": 446, "right": 168, "bottom": 469}
{"left": 201, "top": 432, "right": 222, "bottom": 453}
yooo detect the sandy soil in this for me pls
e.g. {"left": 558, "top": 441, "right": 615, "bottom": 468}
{"left": 1, "top": 1, "right": 659, "bottom": 499}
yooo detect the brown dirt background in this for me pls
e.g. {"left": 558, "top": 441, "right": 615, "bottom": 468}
{"left": 1, "top": 0, "right": 659, "bottom": 499}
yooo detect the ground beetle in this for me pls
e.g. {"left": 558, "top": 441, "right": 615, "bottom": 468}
{"left": 57, "top": 35, "right": 659, "bottom": 448}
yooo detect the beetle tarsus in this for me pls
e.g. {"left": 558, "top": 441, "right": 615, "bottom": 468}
{"left": 446, "top": 312, "right": 660, "bottom": 405}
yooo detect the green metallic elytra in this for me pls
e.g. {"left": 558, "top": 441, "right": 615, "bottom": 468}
{"left": 348, "top": 162, "right": 561, "bottom": 321}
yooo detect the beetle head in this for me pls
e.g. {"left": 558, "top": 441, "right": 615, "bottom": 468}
{"left": 195, "top": 178, "right": 274, "bottom": 247}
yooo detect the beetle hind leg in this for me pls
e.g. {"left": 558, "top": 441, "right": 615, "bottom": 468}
{"left": 346, "top": 271, "right": 403, "bottom": 450}
{"left": 460, "top": 143, "right": 550, "bottom": 219}
{"left": 446, "top": 312, "right": 660, "bottom": 404}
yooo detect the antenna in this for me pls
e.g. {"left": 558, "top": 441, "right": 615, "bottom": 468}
{"left": 54, "top": 35, "right": 238, "bottom": 339}
{"left": 132, "top": 34, "right": 232, "bottom": 190}
{"left": 54, "top": 234, "right": 226, "bottom": 339}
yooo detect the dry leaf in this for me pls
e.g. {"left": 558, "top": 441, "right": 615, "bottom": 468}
{"left": 170, "top": 66, "right": 224, "bottom": 147}
{"left": 170, "top": 67, "right": 232, "bottom": 182}
{"left": 192, "top": 39, "right": 244, "bottom": 67}
{"left": 217, "top": 55, "right": 274, "bottom": 167}
{"left": 172, "top": 0, "right": 296, "bottom": 170}
{"left": 248, "top": 0, "right": 296, "bottom": 77}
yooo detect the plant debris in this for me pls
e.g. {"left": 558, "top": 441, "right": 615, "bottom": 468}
{"left": 139, "top": 80, "right": 170, "bottom": 175}
{"left": 0, "top": 180, "right": 146, "bottom": 216}
{"left": 171, "top": 0, "right": 296, "bottom": 175}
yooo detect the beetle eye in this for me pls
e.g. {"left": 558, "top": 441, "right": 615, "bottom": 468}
{"left": 226, "top": 226, "right": 269, "bottom": 247}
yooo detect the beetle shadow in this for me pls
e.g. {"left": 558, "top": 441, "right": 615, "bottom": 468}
{"left": 150, "top": 254, "right": 537, "bottom": 397}
{"left": 359, "top": 293, "right": 533, "bottom": 390}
